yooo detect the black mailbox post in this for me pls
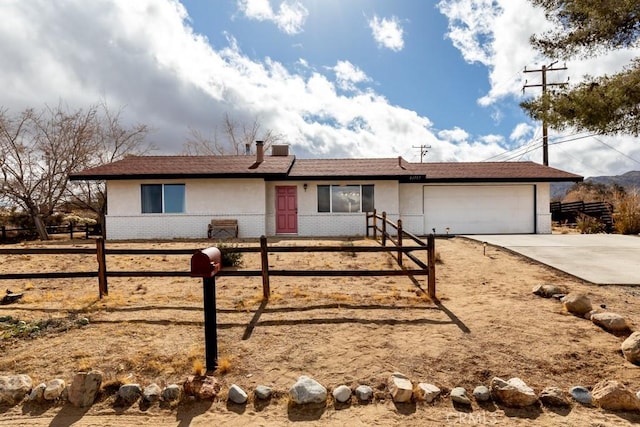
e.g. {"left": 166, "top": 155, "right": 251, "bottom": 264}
{"left": 190, "top": 247, "right": 222, "bottom": 372}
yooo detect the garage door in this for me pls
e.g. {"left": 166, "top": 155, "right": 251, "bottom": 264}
{"left": 423, "top": 185, "right": 535, "bottom": 234}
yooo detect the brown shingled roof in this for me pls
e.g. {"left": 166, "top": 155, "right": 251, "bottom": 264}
{"left": 405, "top": 161, "right": 582, "bottom": 182}
{"left": 71, "top": 155, "right": 582, "bottom": 183}
{"left": 287, "top": 158, "right": 411, "bottom": 178}
{"left": 71, "top": 155, "right": 295, "bottom": 180}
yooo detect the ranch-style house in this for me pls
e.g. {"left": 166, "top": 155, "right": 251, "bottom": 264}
{"left": 71, "top": 142, "right": 582, "bottom": 240}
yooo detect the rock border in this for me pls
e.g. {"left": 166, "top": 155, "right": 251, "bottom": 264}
{"left": 2, "top": 371, "right": 640, "bottom": 416}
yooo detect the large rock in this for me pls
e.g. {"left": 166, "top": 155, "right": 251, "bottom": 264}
{"left": 450, "top": 387, "right": 471, "bottom": 405}
{"left": 532, "top": 284, "right": 565, "bottom": 298}
{"left": 255, "top": 385, "right": 272, "bottom": 400}
{"left": 68, "top": 370, "right": 103, "bottom": 407}
{"left": 490, "top": 377, "right": 537, "bottom": 407}
{"left": 592, "top": 380, "right": 640, "bottom": 411}
{"left": 183, "top": 375, "right": 220, "bottom": 400}
{"left": 473, "top": 385, "right": 491, "bottom": 402}
{"left": 355, "top": 385, "right": 373, "bottom": 401}
{"left": 569, "top": 386, "right": 592, "bottom": 404}
{"left": 0, "top": 374, "right": 33, "bottom": 405}
{"left": 417, "top": 383, "right": 440, "bottom": 403}
{"left": 44, "top": 379, "right": 66, "bottom": 401}
{"left": 388, "top": 372, "right": 413, "bottom": 403}
{"left": 143, "top": 383, "right": 161, "bottom": 403}
{"left": 118, "top": 383, "right": 142, "bottom": 404}
{"left": 289, "top": 376, "right": 327, "bottom": 404}
{"left": 228, "top": 384, "right": 248, "bottom": 404}
{"left": 161, "top": 384, "right": 181, "bottom": 402}
{"left": 621, "top": 332, "right": 640, "bottom": 364}
{"left": 332, "top": 385, "right": 351, "bottom": 403}
{"left": 591, "top": 312, "right": 629, "bottom": 333}
{"left": 539, "top": 386, "right": 570, "bottom": 407}
{"left": 562, "top": 293, "right": 592, "bottom": 315}
{"left": 29, "top": 383, "right": 46, "bottom": 402}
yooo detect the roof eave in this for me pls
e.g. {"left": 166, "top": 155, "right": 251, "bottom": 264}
{"left": 70, "top": 173, "right": 290, "bottom": 181}
{"left": 406, "top": 177, "right": 584, "bottom": 183}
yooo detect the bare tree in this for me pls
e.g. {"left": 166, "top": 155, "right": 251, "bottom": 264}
{"left": 0, "top": 103, "right": 151, "bottom": 240}
{"left": 183, "top": 112, "right": 284, "bottom": 155}
{"left": 0, "top": 105, "right": 98, "bottom": 239}
{"left": 66, "top": 103, "right": 152, "bottom": 230}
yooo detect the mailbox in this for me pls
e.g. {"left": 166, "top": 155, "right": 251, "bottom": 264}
{"left": 190, "top": 247, "right": 222, "bottom": 277}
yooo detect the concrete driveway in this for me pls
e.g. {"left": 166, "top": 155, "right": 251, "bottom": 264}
{"left": 463, "top": 234, "right": 640, "bottom": 285}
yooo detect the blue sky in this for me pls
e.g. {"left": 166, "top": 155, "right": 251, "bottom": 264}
{"left": 0, "top": 0, "right": 639, "bottom": 177}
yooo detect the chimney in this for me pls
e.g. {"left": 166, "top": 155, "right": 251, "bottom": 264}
{"left": 256, "top": 141, "right": 264, "bottom": 163}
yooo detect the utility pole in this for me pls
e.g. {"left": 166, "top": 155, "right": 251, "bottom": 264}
{"left": 523, "top": 61, "right": 567, "bottom": 166}
{"left": 412, "top": 144, "right": 431, "bottom": 163}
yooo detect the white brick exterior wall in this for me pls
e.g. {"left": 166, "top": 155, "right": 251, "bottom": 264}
{"left": 104, "top": 177, "right": 553, "bottom": 240}
{"left": 106, "top": 178, "right": 268, "bottom": 239}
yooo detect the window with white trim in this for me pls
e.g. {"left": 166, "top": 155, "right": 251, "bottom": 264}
{"left": 141, "top": 184, "right": 185, "bottom": 213}
{"left": 317, "top": 185, "right": 374, "bottom": 213}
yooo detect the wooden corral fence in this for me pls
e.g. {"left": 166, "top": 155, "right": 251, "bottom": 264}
{"left": 0, "top": 223, "right": 102, "bottom": 243}
{"left": 0, "top": 234, "right": 435, "bottom": 299}
{"left": 366, "top": 209, "right": 436, "bottom": 298}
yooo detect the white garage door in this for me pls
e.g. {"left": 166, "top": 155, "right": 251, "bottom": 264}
{"left": 423, "top": 185, "right": 535, "bottom": 234}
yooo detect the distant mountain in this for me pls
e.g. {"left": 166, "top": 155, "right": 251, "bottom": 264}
{"left": 587, "top": 170, "right": 640, "bottom": 188}
{"left": 550, "top": 182, "right": 574, "bottom": 200}
{"left": 550, "top": 170, "right": 640, "bottom": 200}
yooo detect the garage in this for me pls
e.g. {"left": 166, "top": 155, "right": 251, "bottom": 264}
{"left": 423, "top": 185, "right": 536, "bottom": 234}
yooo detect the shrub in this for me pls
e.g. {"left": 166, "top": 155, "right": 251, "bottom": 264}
{"left": 613, "top": 190, "right": 640, "bottom": 234}
{"left": 62, "top": 214, "right": 97, "bottom": 225}
{"left": 576, "top": 213, "right": 606, "bottom": 234}
{"left": 217, "top": 243, "right": 243, "bottom": 267}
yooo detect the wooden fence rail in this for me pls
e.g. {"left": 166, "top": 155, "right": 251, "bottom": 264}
{"left": 0, "top": 235, "right": 433, "bottom": 300}
{"left": 0, "top": 223, "right": 102, "bottom": 242}
{"left": 366, "top": 210, "right": 436, "bottom": 299}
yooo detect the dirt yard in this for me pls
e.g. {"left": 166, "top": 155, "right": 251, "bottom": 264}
{"left": 1, "top": 235, "right": 640, "bottom": 426}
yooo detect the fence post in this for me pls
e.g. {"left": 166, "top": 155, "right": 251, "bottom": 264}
{"left": 69, "top": 223, "right": 74, "bottom": 240}
{"left": 366, "top": 212, "right": 369, "bottom": 238}
{"left": 1, "top": 226, "right": 5, "bottom": 242}
{"left": 85, "top": 224, "right": 89, "bottom": 239}
{"left": 260, "top": 235, "right": 270, "bottom": 300}
{"left": 427, "top": 234, "right": 436, "bottom": 300}
{"left": 202, "top": 275, "right": 218, "bottom": 372}
{"left": 381, "top": 212, "right": 387, "bottom": 246}
{"left": 397, "top": 219, "right": 403, "bottom": 267}
{"left": 372, "top": 209, "right": 377, "bottom": 240}
{"left": 96, "top": 237, "right": 108, "bottom": 298}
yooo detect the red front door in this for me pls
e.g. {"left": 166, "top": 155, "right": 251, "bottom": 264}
{"left": 276, "top": 186, "right": 298, "bottom": 234}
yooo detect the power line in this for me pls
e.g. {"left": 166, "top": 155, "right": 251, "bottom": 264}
{"left": 523, "top": 61, "right": 568, "bottom": 166}
{"left": 591, "top": 136, "right": 640, "bottom": 166}
{"left": 412, "top": 144, "right": 431, "bottom": 163}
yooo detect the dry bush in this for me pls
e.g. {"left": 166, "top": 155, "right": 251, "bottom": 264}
{"left": 576, "top": 213, "right": 606, "bottom": 234}
{"left": 215, "top": 356, "right": 233, "bottom": 375}
{"left": 192, "top": 359, "right": 205, "bottom": 376}
{"left": 612, "top": 189, "right": 640, "bottom": 234}
{"left": 563, "top": 182, "right": 621, "bottom": 203}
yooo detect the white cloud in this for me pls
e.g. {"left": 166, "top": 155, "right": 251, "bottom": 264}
{"left": 438, "top": 0, "right": 640, "bottom": 108}
{"left": 368, "top": 15, "right": 405, "bottom": 52}
{"left": 438, "top": 127, "right": 469, "bottom": 143}
{"left": 510, "top": 123, "right": 534, "bottom": 142}
{"left": 480, "top": 134, "right": 504, "bottom": 145}
{"left": 237, "top": 0, "right": 308, "bottom": 35}
{"left": 330, "top": 61, "right": 370, "bottom": 91}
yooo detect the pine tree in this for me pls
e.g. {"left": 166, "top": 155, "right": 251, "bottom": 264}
{"left": 521, "top": 0, "right": 640, "bottom": 135}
